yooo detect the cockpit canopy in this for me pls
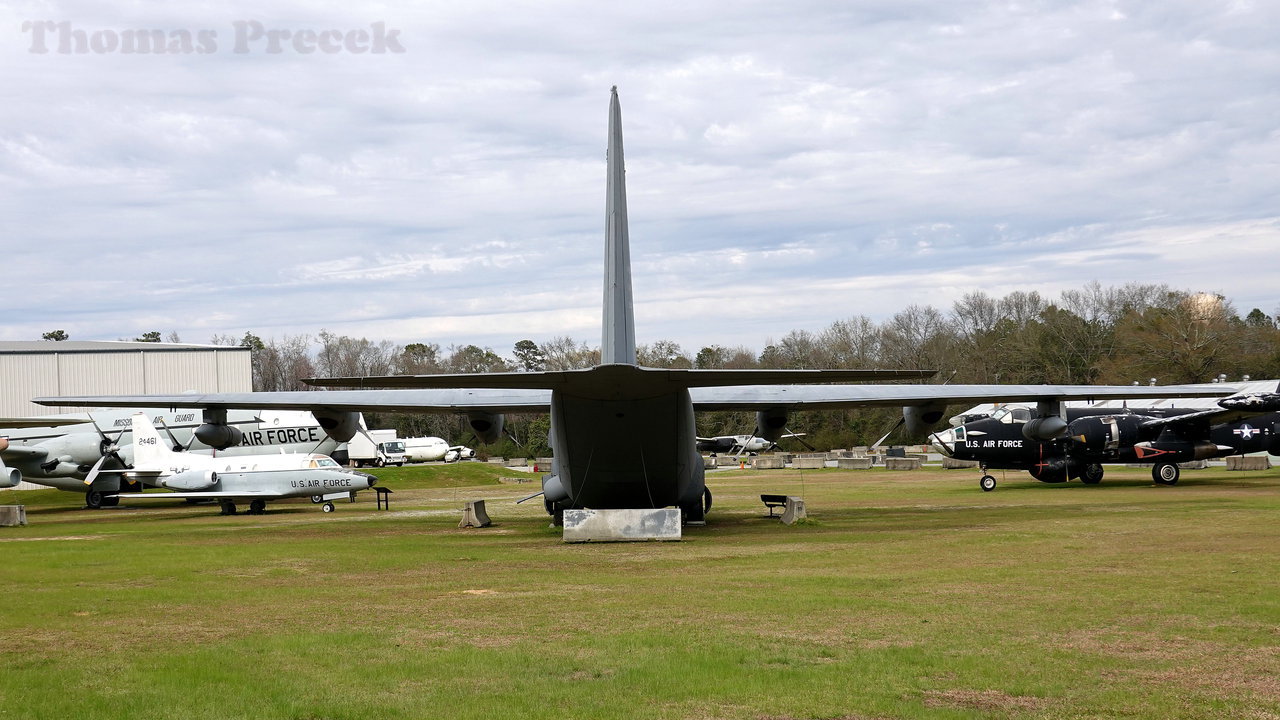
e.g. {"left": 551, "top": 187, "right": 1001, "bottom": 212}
{"left": 990, "top": 406, "right": 1033, "bottom": 424}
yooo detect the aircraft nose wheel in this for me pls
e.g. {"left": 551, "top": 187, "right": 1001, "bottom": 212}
{"left": 979, "top": 475, "right": 997, "bottom": 492}
{"left": 322, "top": 502, "right": 335, "bottom": 513}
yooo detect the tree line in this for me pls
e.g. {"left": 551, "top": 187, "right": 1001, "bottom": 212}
{"left": 46, "top": 283, "right": 1280, "bottom": 455}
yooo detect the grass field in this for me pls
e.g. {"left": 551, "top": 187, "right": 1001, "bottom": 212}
{"left": 2, "top": 462, "right": 1279, "bottom": 719}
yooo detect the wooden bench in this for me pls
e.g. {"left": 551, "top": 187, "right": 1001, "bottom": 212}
{"left": 761, "top": 494, "right": 789, "bottom": 517}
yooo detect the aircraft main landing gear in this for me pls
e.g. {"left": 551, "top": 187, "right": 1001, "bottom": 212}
{"left": 1152, "top": 462, "right": 1180, "bottom": 486}
{"left": 85, "top": 489, "right": 105, "bottom": 509}
{"left": 219, "top": 501, "right": 238, "bottom": 516}
{"left": 1081, "top": 463, "right": 1105, "bottom": 485}
{"left": 248, "top": 499, "right": 266, "bottom": 515}
{"left": 322, "top": 502, "right": 335, "bottom": 513}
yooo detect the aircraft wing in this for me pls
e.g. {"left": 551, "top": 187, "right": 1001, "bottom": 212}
{"left": 35, "top": 389, "right": 554, "bottom": 415}
{"left": 0, "top": 417, "right": 88, "bottom": 428}
{"left": 1137, "top": 388, "right": 1280, "bottom": 432}
{"left": 1, "top": 444, "right": 49, "bottom": 461}
{"left": 37, "top": 384, "right": 1233, "bottom": 416}
{"left": 688, "top": 384, "right": 1237, "bottom": 411}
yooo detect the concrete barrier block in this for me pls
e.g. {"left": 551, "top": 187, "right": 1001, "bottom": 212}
{"left": 533, "top": 458, "right": 555, "bottom": 472}
{"left": 497, "top": 477, "right": 531, "bottom": 484}
{"left": 1177, "top": 460, "right": 1208, "bottom": 470}
{"left": 562, "top": 508, "right": 682, "bottom": 542}
{"left": 752, "top": 456, "right": 785, "bottom": 469}
{"left": 702, "top": 455, "right": 718, "bottom": 469}
{"left": 792, "top": 457, "right": 826, "bottom": 469}
{"left": 780, "top": 497, "right": 806, "bottom": 525}
{"left": 1227, "top": 456, "right": 1271, "bottom": 471}
{"left": 885, "top": 457, "right": 923, "bottom": 471}
{"left": 836, "top": 457, "right": 873, "bottom": 470}
{"left": 504, "top": 457, "right": 527, "bottom": 467}
{"left": 942, "top": 457, "right": 981, "bottom": 469}
{"left": 459, "top": 500, "right": 492, "bottom": 528}
{"left": 0, "top": 505, "right": 26, "bottom": 527}
{"left": 486, "top": 458, "right": 505, "bottom": 465}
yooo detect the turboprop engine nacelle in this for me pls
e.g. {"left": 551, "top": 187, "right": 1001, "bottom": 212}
{"left": 311, "top": 410, "right": 361, "bottom": 443}
{"left": 755, "top": 409, "right": 788, "bottom": 442}
{"left": 1068, "top": 415, "right": 1146, "bottom": 453}
{"left": 37, "top": 433, "right": 108, "bottom": 466}
{"left": 468, "top": 412, "right": 505, "bottom": 445}
{"left": 193, "top": 423, "right": 243, "bottom": 450}
{"left": 194, "top": 408, "right": 244, "bottom": 450}
{"left": 903, "top": 402, "right": 948, "bottom": 438}
{"left": 1022, "top": 416, "right": 1068, "bottom": 442}
{"left": 162, "top": 469, "right": 218, "bottom": 491}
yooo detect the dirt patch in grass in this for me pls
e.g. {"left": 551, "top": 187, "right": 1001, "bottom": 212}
{"left": 1057, "top": 627, "right": 1280, "bottom": 702}
{"left": 922, "top": 688, "right": 1046, "bottom": 712}
{"left": 0, "top": 534, "right": 105, "bottom": 542}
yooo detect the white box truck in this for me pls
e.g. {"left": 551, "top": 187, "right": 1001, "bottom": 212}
{"left": 347, "top": 429, "right": 407, "bottom": 468}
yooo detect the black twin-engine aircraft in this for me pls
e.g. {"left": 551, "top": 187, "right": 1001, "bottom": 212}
{"left": 932, "top": 386, "right": 1280, "bottom": 491}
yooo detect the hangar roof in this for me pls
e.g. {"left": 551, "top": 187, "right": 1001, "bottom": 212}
{"left": 0, "top": 341, "right": 249, "bottom": 354}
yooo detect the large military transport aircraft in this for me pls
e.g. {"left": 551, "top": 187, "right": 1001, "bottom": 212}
{"left": 0, "top": 408, "right": 341, "bottom": 507}
{"left": 37, "top": 87, "right": 1234, "bottom": 523}
{"left": 107, "top": 413, "right": 375, "bottom": 515}
{"left": 932, "top": 385, "right": 1280, "bottom": 490}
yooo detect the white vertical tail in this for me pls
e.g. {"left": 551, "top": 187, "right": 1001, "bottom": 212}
{"left": 130, "top": 413, "right": 176, "bottom": 470}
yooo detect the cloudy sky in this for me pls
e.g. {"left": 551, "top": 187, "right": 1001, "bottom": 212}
{"left": 2, "top": 1, "right": 1277, "bottom": 357}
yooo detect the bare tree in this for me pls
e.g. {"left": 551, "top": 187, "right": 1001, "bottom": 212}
{"left": 540, "top": 336, "right": 599, "bottom": 370}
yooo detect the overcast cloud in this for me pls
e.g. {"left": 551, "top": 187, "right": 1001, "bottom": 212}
{"left": 2, "top": 1, "right": 1276, "bottom": 355}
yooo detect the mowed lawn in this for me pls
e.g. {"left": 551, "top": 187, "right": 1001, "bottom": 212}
{"left": 2, "top": 462, "right": 1279, "bottom": 719}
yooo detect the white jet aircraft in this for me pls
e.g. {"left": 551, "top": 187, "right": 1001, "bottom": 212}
{"left": 0, "top": 408, "right": 343, "bottom": 508}
{"left": 402, "top": 436, "right": 476, "bottom": 463}
{"left": 108, "top": 413, "right": 375, "bottom": 515}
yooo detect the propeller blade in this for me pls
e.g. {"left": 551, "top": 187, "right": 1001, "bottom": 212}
{"left": 872, "top": 416, "right": 906, "bottom": 450}
{"left": 156, "top": 417, "right": 189, "bottom": 452}
{"left": 82, "top": 455, "right": 107, "bottom": 486}
{"left": 784, "top": 426, "right": 816, "bottom": 452}
{"left": 515, "top": 490, "right": 544, "bottom": 504}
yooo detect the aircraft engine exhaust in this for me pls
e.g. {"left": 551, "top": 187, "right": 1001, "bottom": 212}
{"left": 755, "top": 409, "right": 788, "bottom": 442}
{"left": 468, "top": 412, "right": 505, "bottom": 445}
{"left": 903, "top": 402, "right": 948, "bottom": 438}
{"left": 311, "top": 410, "right": 361, "bottom": 443}
{"left": 1, "top": 465, "right": 21, "bottom": 488}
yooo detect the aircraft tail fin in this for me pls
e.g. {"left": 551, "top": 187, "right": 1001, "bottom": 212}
{"left": 130, "top": 413, "right": 173, "bottom": 470}
{"left": 602, "top": 86, "right": 637, "bottom": 366}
